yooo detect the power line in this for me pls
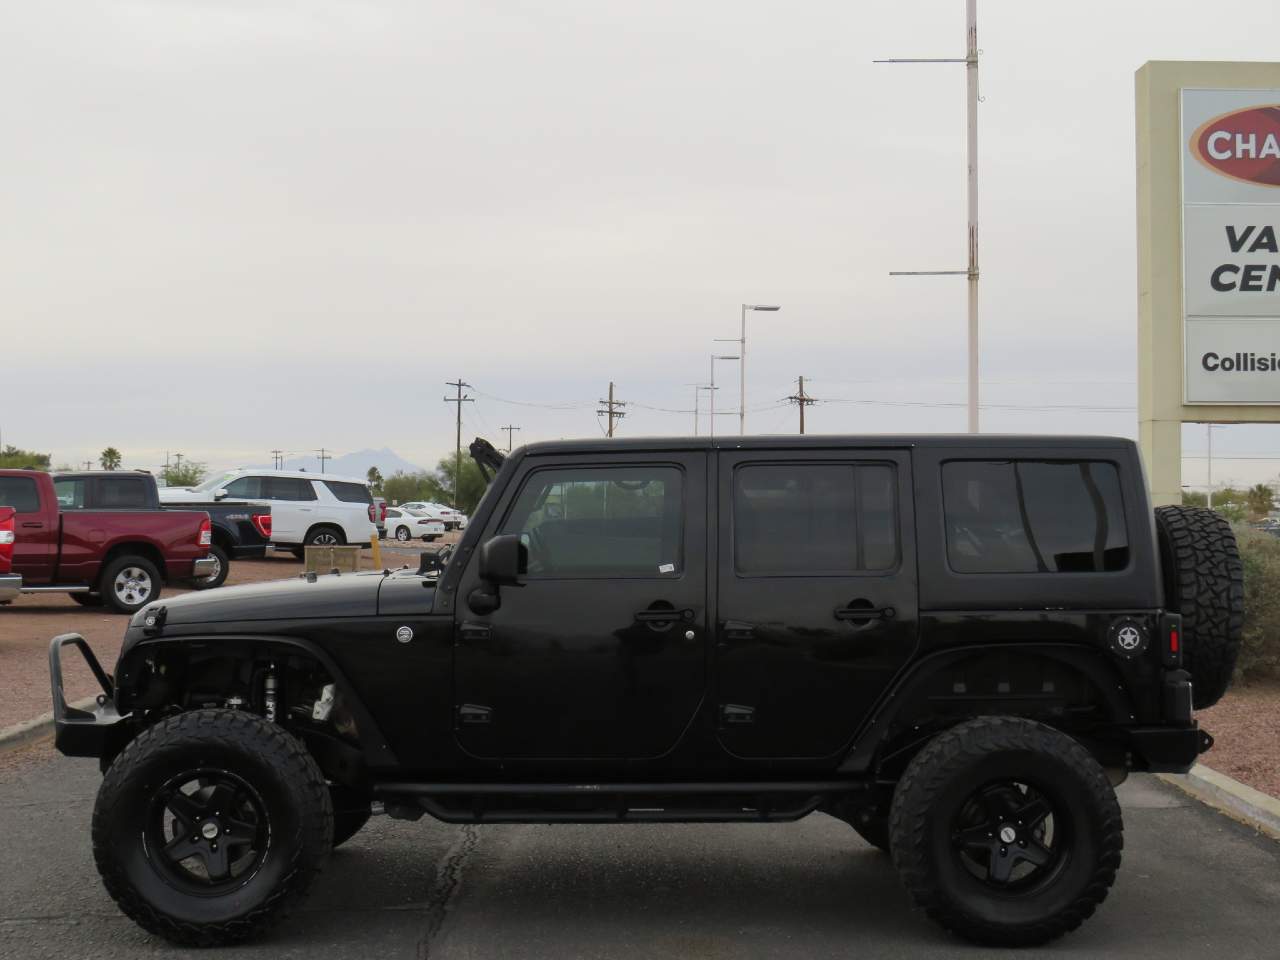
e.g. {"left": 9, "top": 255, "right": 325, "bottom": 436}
{"left": 470, "top": 388, "right": 591, "bottom": 410}
{"left": 597, "top": 382, "right": 627, "bottom": 437}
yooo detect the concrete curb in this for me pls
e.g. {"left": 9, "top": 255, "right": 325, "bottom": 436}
{"left": 0, "top": 697, "right": 96, "bottom": 755}
{"left": 1159, "top": 764, "right": 1280, "bottom": 841}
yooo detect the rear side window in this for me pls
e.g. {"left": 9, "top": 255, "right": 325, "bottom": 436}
{"left": 54, "top": 478, "right": 86, "bottom": 509}
{"left": 0, "top": 477, "right": 40, "bottom": 513}
{"left": 942, "top": 460, "right": 1129, "bottom": 574}
{"left": 323, "top": 480, "right": 373, "bottom": 504}
{"left": 223, "top": 476, "right": 263, "bottom": 498}
{"left": 266, "top": 478, "right": 317, "bottom": 502}
{"left": 96, "top": 477, "right": 149, "bottom": 508}
{"left": 733, "top": 463, "right": 899, "bottom": 575}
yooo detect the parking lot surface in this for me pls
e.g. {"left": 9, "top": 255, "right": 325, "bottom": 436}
{"left": 2, "top": 746, "right": 1278, "bottom": 960}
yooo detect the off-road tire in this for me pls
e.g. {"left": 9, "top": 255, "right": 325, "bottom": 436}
{"left": 70, "top": 593, "right": 104, "bottom": 607}
{"left": 92, "top": 709, "right": 333, "bottom": 946}
{"left": 329, "top": 785, "right": 373, "bottom": 848}
{"left": 889, "top": 716, "right": 1122, "bottom": 947}
{"left": 191, "top": 545, "right": 230, "bottom": 591}
{"left": 98, "top": 555, "right": 162, "bottom": 614}
{"left": 1154, "top": 505, "right": 1244, "bottom": 708}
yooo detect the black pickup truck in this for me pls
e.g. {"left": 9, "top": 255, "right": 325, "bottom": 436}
{"left": 49, "top": 436, "right": 1241, "bottom": 948}
{"left": 53, "top": 472, "right": 271, "bottom": 589}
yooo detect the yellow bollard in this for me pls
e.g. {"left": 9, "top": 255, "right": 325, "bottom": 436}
{"left": 370, "top": 532, "right": 382, "bottom": 570}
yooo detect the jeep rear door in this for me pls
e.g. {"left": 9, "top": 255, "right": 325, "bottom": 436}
{"left": 452, "top": 451, "right": 707, "bottom": 760}
{"left": 714, "top": 449, "right": 918, "bottom": 760}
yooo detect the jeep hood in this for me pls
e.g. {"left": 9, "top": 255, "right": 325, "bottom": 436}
{"left": 130, "top": 570, "right": 430, "bottom": 627}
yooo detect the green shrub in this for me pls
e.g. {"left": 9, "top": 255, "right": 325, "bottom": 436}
{"left": 1233, "top": 526, "right": 1280, "bottom": 682}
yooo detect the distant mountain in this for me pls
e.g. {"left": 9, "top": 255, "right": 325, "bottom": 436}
{"left": 247, "top": 447, "right": 430, "bottom": 478}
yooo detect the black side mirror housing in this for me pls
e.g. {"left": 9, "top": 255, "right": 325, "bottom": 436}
{"left": 478, "top": 534, "right": 526, "bottom": 585}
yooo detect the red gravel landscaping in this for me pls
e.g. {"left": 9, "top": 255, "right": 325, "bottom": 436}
{"left": 1197, "top": 680, "right": 1280, "bottom": 799}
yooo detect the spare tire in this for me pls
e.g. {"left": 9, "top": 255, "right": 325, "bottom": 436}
{"left": 1154, "top": 505, "right": 1244, "bottom": 709}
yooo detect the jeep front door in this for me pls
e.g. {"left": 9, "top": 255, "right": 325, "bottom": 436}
{"left": 453, "top": 454, "right": 707, "bottom": 760}
{"left": 714, "top": 450, "right": 918, "bottom": 760}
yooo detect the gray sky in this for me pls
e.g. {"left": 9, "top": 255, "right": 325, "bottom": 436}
{"left": 6, "top": 0, "right": 1280, "bottom": 488}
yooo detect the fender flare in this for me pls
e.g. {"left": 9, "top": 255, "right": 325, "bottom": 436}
{"left": 837, "top": 642, "right": 1133, "bottom": 773}
{"left": 117, "top": 633, "right": 398, "bottom": 769}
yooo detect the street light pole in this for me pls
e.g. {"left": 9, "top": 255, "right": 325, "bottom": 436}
{"left": 710, "top": 355, "right": 739, "bottom": 438}
{"left": 737, "top": 304, "right": 781, "bottom": 435}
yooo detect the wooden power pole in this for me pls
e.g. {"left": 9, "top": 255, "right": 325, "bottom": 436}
{"left": 597, "top": 382, "right": 626, "bottom": 437}
{"left": 443, "top": 379, "right": 474, "bottom": 508}
{"left": 787, "top": 376, "right": 817, "bottom": 434}
{"left": 500, "top": 424, "right": 522, "bottom": 453}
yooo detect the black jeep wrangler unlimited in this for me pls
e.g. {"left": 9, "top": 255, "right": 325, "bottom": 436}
{"left": 50, "top": 435, "right": 1242, "bottom": 947}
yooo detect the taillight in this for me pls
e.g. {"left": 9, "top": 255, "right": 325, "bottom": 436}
{"left": 368, "top": 503, "right": 377, "bottom": 522}
{"left": 1161, "top": 612, "right": 1183, "bottom": 668}
{"left": 251, "top": 513, "right": 272, "bottom": 538}
{"left": 198, "top": 517, "right": 212, "bottom": 548}
{"left": 0, "top": 507, "right": 14, "bottom": 573}
{"left": 379, "top": 503, "right": 387, "bottom": 522}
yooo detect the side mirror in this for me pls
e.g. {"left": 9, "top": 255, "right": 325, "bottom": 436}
{"left": 478, "top": 534, "right": 526, "bottom": 585}
{"left": 213, "top": 488, "right": 229, "bottom": 501}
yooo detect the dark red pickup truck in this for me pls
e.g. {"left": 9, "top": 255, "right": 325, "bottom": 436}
{"left": 0, "top": 470, "right": 214, "bottom": 613}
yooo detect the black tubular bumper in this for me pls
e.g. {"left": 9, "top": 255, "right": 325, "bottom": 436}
{"left": 48, "top": 633, "right": 128, "bottom": 758}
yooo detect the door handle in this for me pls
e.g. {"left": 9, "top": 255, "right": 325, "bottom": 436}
{"left": 459, "top": 622, "right": 493, "bottom": 642}
{"left": 722, "top": 620, "right": 756, "bottom": 642}
{"left": 634, "top": 609, "right": 686, "bottom": 624}
{"left": 834, "top": 605, "right": 895, "bottom": 622}
{"left": 457, "top": 703, "right": 492, "bottom": 725}
{"left": 20, "top": 522, "right": 42, "bottom": 529}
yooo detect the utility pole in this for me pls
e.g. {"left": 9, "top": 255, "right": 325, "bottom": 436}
{"left": 786, "top": 376, "right": 818, "bottom": 434}
{"left": 597, "top": 381, "right": 626, "bottom": 437}
{"left": 83, "top": 460, "right": 93, "bottom": 470}
{"left": 173, "top": 453, "right": 184, "bottom": 471}
{"left": 316, "top": 448, "right": 331, "bottom": 472}
{"left": 271, "top": 449, "right": 283, "bottom": 469}
{"left": 500, "top": 424, "right": 522, "bottom": 453}
{"left": 444, "top": 379, "right": 474, "bottom": 509}
{"left": 879, "top": 0, "right": 981, "bottom": 433}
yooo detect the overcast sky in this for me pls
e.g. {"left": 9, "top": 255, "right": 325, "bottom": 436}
{"left": 6, "top": 0, "right": 1280, "bottom": 487}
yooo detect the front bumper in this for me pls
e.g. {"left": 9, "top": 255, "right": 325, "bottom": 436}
{"left": 0, "top": 572, "right": 20, "bottom": 602}
{"left": 49, "top": 633, "right": 128, "bottom": 758}
{"left": 191, "top": 556, "right": 219, "bottom": 578}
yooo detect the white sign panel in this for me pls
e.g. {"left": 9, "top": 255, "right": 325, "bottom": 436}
{"left": 1182, "top": 88, "right": 1280, "bottom": 403}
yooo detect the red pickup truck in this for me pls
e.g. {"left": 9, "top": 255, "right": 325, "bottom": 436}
{"left": 0, "top": 470, "right": 214, "bottom": 613}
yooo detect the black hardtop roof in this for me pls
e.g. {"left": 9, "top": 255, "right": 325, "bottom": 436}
{"left": 515, "top": 434, "right": 1137, "bottom": 456}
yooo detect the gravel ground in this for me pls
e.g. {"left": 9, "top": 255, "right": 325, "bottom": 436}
{"left": 1197, "top": 680, "right": 1280, "bottom": 797}
{"left": 0, "top": 539, "right": 447, "bottom": 731}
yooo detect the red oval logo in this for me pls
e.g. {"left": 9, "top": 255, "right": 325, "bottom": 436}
{"left": 1192, "top": 105, "right": 1280, "bottom": 186}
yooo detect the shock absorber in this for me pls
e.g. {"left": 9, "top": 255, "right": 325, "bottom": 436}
{"left": 263, "top": 664, "right": 278, "bottom": 722}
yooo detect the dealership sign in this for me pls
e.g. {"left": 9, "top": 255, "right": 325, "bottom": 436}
{"left": 1182, "top": 89, "right": 1280, "bottom": 402}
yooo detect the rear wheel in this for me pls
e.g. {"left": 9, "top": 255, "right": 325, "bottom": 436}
{"left": 191, "top": 545, "right": 229, "bottom": 591}
{"left": 305, "top": 526, "right": 344, "bottom": 548}
{"left": 394, "top": 526, "right": 411, "bottom": 542}
{"left": 890, "top": 716, "right": 1122, "bottom": 947}
{"left": 92, "top": 709, "right": 332, "bottom": 946}
{"left": 99, "top": 555, "right": 161, "bottom": 614}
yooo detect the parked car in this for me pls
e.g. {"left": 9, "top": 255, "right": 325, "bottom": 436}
{"left": 0, "top": 469, "right": 214, "bottom": 613}
{"left": 0, "top": 506, "right": 17, "bottom": 603}
{"left": 384, "top": 507, "right": 445, "bottom": 542}
{"left": 54, "top": 471, "right": 272, "bottom": 590}
{"left": 398, "top": 500, "right": 467, "bottom": 530}
{"left": 50, "top": 434, "right": 1240, "bottom": 946}
{"left": 373, "top": 496, "right": 388, "bottom": 538}
{"left": 159, "top": 469, "right": 377, "bottom": 557}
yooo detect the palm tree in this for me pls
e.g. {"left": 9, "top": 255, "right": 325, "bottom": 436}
{"left": 99, "top": 447, "right": 122, "bottom": 471}
{"left": 366, "top": 466, "right": 384, "bottom": 493}
{"left": 1247, "top": 483, "right": 1275, "bottom": 519}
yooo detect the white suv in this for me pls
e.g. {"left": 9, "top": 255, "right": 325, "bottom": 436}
{"left": 160, "top": 470, "right": 377, "bottom": 554}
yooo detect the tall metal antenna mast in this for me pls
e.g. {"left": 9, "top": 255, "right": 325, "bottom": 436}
{"left": 877, "top": 0, "right": 980, "bottom": 432}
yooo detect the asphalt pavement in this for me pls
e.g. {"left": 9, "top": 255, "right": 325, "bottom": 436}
{"left": 3, "top": 743, "right": 1279, "bottom": 960}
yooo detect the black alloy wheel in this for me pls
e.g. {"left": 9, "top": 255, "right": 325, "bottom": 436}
{"left": 951, "top": 781, "right": 1064, "bottom": 888}
{"left": 148, "top": 769, "right": 269, "bottom": 891}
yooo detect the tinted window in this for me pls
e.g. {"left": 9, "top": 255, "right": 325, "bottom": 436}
{"left": 501, "top": 466, "right": 683, "bottom": 577}
{"left": 0, "top": 477, "right": 40, "bottom": 513}
{"left": 223, "top": 476, "right": 263, "bottom": 498}
{"left": 942, "top": 460, "right": 1129, "bottom": 574}
{"left": 323, "top": 480, "right": 373, "bottom": 504}
{"left": 96, "top": 477, "right": 149, "bottom": 508}
{"left": 386, "top": 508, "right": 402, "bottom": 519}
{"left": 54, "top": 478, "right": 86, "bottom": 509}
{"left": 734, "top": 463, "right": 898, "bottom": 575}
{"left": 266, "top": 477, "right": 317, "bottom": 502}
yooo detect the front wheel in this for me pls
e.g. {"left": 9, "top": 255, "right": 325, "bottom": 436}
{"left": 92, "top": 709, "right": 332, "bottom": 946}
{"left": 889, "top": 716, "right": 1122, "bottom": 947}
